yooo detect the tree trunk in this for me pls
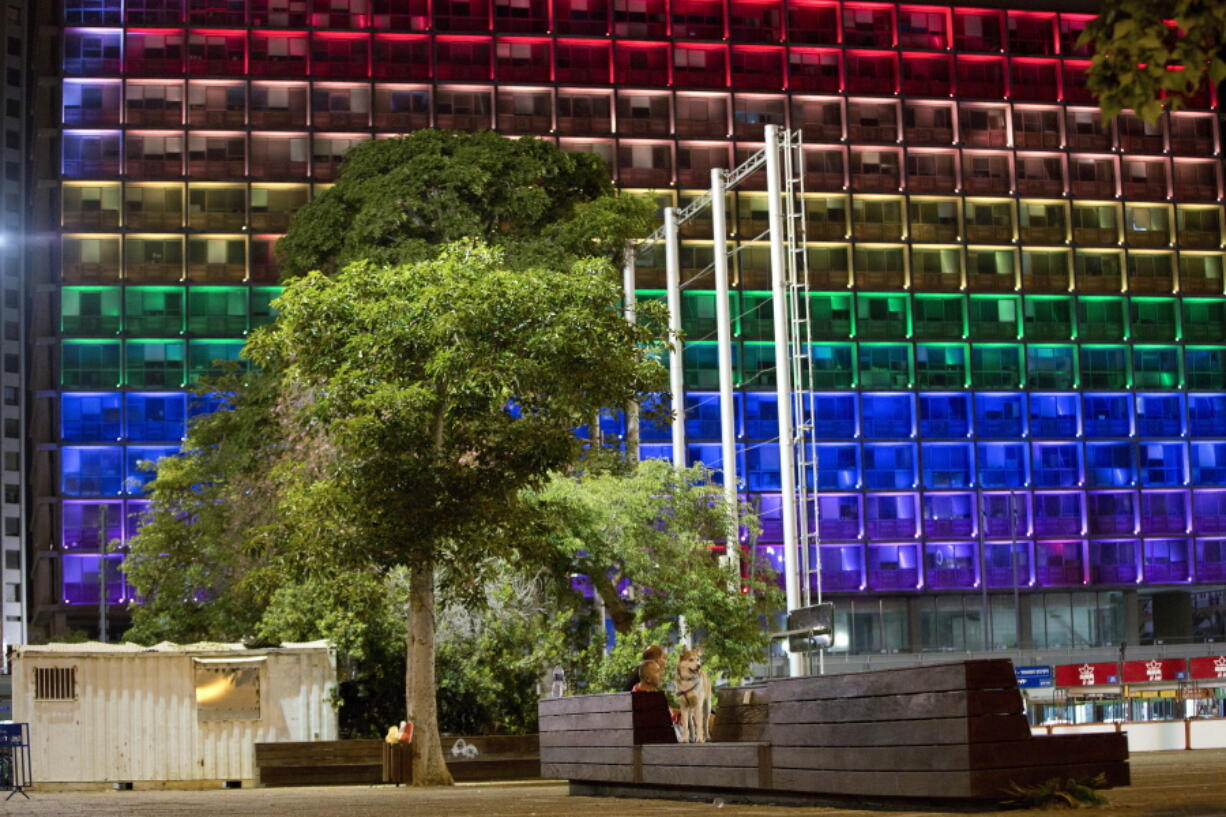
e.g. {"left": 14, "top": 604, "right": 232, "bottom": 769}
{"left": 406, "top": 559, "right": 454, "bottom": 786}
{"left": 591, "top": 570, "right": 634, "bottom": 634}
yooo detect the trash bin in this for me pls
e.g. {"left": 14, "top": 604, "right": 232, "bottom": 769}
{"left": 381, "top": 743, "right": 411, "bottom": 785}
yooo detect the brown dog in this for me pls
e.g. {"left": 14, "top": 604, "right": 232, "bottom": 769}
{"left": 674, "top": 649, "right": 712, "bottom": 743}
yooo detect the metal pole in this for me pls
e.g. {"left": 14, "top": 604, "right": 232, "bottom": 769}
{"left": 664, "top": 206, "right": 687, "bottom": 468}
{"left": 710, "top": 168, "right": 740, "bottom": 575}
{"left": 1011, "top": 491, "right": 1020, "bottom": 650}
{"left": 765, "top": 125, "right": 804, "bottom": 677}
{"left": 97, "top": 504, "right": 109, "bottom": 643}
{"left": 623, "top": 243, "right": 640, "bottom": 463}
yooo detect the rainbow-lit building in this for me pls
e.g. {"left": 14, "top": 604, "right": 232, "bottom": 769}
{"left": 28, "top": 0, "right": 1226, "bottom": 656}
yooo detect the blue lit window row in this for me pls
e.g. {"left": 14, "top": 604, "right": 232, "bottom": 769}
{"left": 644, "top": 439, "right": 1226, "bottom": 490}
{"left": 61, "top": 445, "right": 182, "bottom": 496}
{"left": 61, "top": 391, "right": 196, "bottom": 442}
{"left": 620, "top": 391, "right": 1226, "bottom": 443}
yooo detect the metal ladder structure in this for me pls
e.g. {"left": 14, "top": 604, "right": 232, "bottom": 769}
{"left": 627, "top": 125, "right": 820, "bottom": 676}
{"left": 780, "top": 130, "right": 823, "bottom": 620}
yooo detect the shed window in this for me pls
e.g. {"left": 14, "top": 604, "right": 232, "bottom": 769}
{"left": 34, "top": 667, "right": 77, "bottom": 701}
{"left": 194, "top": 659, "right": 262, "bottom": 721}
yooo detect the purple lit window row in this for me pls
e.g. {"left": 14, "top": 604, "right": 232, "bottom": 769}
{"left": 748, "top": 489, "right": 1226, "bottom": 542}
{"left": 62, "top": 499, "right": 151, "bottom": 550}
{"left": 62, "top": 554, "right": 135, "bottom": 605}
{"left": 752, "top": 537, "right": 1226, "bottom": 593}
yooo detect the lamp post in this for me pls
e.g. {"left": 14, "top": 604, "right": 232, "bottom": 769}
{"left": 97, "top": 504, "right": 109, "bottom": 643}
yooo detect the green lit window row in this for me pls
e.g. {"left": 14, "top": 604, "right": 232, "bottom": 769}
{"left": 644, "top": 290, "right": 1226, "bottom": 344}
{"left": 671, "top": 342, "right": 1226, "bottom": 391}
{"left": 60, "top": 339, "right": 247, "bottom": 388}
{"left": 61, "top": 286, "right": 282, "bottom": 337}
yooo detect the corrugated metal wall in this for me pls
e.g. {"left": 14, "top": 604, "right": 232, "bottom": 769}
{"left": 13, "top": 645, "right": 337, "bottom": 783}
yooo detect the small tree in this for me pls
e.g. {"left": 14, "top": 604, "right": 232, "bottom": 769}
{"left": 244, "top": 241, "right": 668, "bottom": 784}
{"left": 1082, "top": 0, "right": 1226, "bottom": 121}
{"left": 526, "top": 458, "right": 781, "bottom": 684}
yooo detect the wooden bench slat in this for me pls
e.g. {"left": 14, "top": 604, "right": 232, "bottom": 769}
{"left": 768, "top": 660, "right": 1016, "bottom": 703}
{"left": 640, "top": 764, "right": 761, "bottom": 789}
{"left": 259, "top": 764, "right": 383, "bottom": 787}
{"left": 772, "top": 767, "right": 976, "bottom": 799}
{"left": 542, "top": 763, "right": 636, "bottom": 783}
{"left": 771, "top": 734, "right": 1126, "bottom": 774}
{"left": 769, "top": 714, "right": 1031, "bottom": 747}
{"left": 770, "top": 689, "right": 1023, "bottom": 724}
{"left": 255, "top": 740, "right": 382, "bottom": 766}
{"left": 968, "top": 761, "right": 1131, "bottom": 798}
{"left": 539, "top": 729, "right": 640, "bottom": 748}
{"left": 541, "top": 746, "right": 637, "bottom": 766}
{"left": 641, "top": 743, "right": 765, "bottom": 768}
{"left": 708, "top": 722, "right": 769, "bottom": 743}
{"left": 539, "top": 709, "right": 671, "bottom": 732}
{"left": 451, "top": 759, "right": 541, "bottom": 781}
{"left": 539, "top": 692, "right": 668, "bottom": 717}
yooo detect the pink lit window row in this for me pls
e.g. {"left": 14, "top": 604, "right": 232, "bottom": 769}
{"left": 86, "top": 1, "right": 1100, "bottom": 56}
{"left": 63, "top": 29, "right": 1219, "bottom": 107}
{"left": 62, "top": 81, "right": 1223, "bottom": 157}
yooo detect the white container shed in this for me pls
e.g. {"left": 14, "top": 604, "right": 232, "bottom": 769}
{"left": 11, "top": 640, "right": 337, "bottom": 787}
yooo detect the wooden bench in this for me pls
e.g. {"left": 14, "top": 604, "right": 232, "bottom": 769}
{"left": 444, "top": 735, "right": 542, "bottom": 782}
{"left": 256, "top": 734, "right": 542, "bottom": 787}
{"left": 254, "top": 740, "right": 384, "bottom": 787}
{"left": 539, "top": 691, "right": 676, "bottom": 783}
{"left": 540, "top": 660, "right": 1129, "bottom": 803}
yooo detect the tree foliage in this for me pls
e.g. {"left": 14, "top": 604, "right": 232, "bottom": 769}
{"left": 275, "top": 131, "right": 653, "bottom": 277}
{"left": 237, "top": 241, "right": 668, "bottom": 783}
{"left": 525, "top": 458, "right": 780, "bottom": 684}
{"left": 125, "top": 129, "right": 777, "bottom": 761}
{"left": 434, "top": 571, "right": 569, "bottom": 736}
{"left": 1082, "top": 0, "right": 1226, "bottom": 121}
{"left": 124, "top": 371, "right": 283, "bottom": 646}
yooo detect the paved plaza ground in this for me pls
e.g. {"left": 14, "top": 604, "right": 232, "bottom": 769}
{"left": 5, "top": 748, "right": 1225, "bottom": 817}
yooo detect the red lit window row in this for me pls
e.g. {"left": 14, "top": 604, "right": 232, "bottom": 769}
{"left": 90, "top": 2, "right": 1098, "bottom": 57}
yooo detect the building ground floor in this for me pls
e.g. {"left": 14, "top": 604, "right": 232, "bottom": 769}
{"left": 811, "top": 584, "right": 1224, "bottom": 656}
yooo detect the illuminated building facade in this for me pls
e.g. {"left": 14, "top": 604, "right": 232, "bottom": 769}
{"left": 1, "top": 0, "right": 27, "bottom": 663}
{"left": 29, "top": 0, "right": 1226, "bottom": 652}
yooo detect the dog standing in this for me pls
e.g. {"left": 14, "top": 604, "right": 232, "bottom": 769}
{"left": 673, "top": 649, "right": 712, "bottom": 743}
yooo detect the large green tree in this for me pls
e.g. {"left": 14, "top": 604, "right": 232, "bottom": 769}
{"left": 239, "top": 241, "right": 668, "bottom": 784}
{"left": 1082, "top": 0, "right": 1226, "bottom": 120}
{"left": 275, "top": 130, "right": 652, "bottom": 277}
